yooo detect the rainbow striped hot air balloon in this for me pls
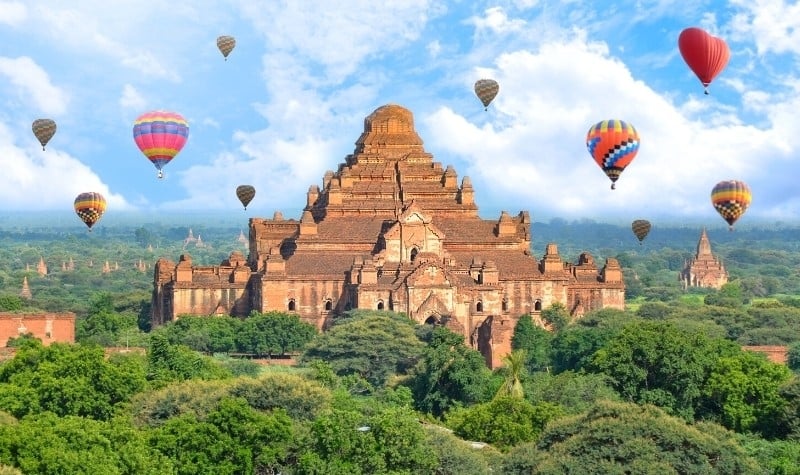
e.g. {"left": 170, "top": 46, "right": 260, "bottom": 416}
{"left": 711, "top": 179, "right": 751, "bottom": 230}
{"left": 74, "top": 192, "right": 107, "bottom": 231}
{"left": 586, "top": 120, "right": 640, "bottom": 190}
{"left": 132, "top": 110, "right": 189, "bottom": 179}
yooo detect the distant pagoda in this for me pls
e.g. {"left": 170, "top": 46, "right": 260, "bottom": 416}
{"left": 680, "top": 228, "right": 728, "bottom": 289}
{"left": 19, "top": 277, "right": 32, "bottom": 300}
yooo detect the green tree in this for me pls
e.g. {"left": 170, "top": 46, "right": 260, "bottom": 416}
{"left": 494, "top": 349, "right": 526, "bottom": 400}
{"left": 525, "top": 371, "right": 621, "bottom": 414}
{"left": 0, "top": 412, "right": 172, "bottom": 474}
{"left": 76, "top": 292, "right": 139, "bottom": 346}
{"left": 590, "top": 321, "right": 738, "bottom": 420}
{"left": 147, "top": 397, "right": 293, "bottom": 475}
{"left": 410, "top": 326, "right": 494, "bottom": 417}
{"left": 146, "top": 333, "right": 231, "bottom": 385}
{"left": 301, "top": 312, "right": 424, "bottom": 388}
{"left": 295, "top": 406, "right": 437, "bottom": 474}
{"left": 511, "top": 314, "right": 552, "bottom": 372}
{"left": 702, "top": 351, "right": 792, "bottom": 435}
{"left": 0, "top": 295, "right": 23, "bottom": 312}
{"left": 236, "top": 311, "right": 317, "bottom": 356}
{"left": 447, "top": 396, "right": 563, "bottom": 451}
{"left": 502, "top": 400, "right": 761, "bottom": 474}
{"left": 541, "top": 302, "right": 570, "bottom": 332}
{"left": 0, "top": 341, "right": 146, "bottom": 421}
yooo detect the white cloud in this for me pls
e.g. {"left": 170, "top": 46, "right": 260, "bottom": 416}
{"left": 119, "top": 84, "right": 146, "bottom": 111}
{"left": 0, "top": 1, "right": 26, "bottom": 25}
{"left": 730, "top": 0, "right": 800, "bottom": 56}
{"left": 0, "top": 57, "right": 69, "bottom": 115}
{"left": 422, "top": 34, "right": 798, "bottom": 221}
{"left": 237, "top": 0, "right": 436, "bottom": 82}
{"left": 0, "top": 121, "right": 130, "bottom": 211}
{"left": 470, "top": 6, "right": 527, "bottom": 36}
{"left": 165, "top": 135, "right": 334, "bottom": 214}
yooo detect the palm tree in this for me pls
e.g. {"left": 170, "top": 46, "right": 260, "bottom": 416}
{"left": 494, "top": 349, "right": 527, "bottom": 400}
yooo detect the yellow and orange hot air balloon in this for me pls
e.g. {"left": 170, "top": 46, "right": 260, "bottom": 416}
{"left": 32, "top": 118, "right": 57, "bottom": 150}
{"left": 74, "top": 192, "right": 107, "bottom": 231}
{"left": 236, "top": 185, "right": 256, "bottom": 210}
{"left": 474, "top": 79, "right": 499, "bottom": 111}
{"left": 217, "top": 35, "right": 236, "bottom": 60}
{"left": 586, "top": 119, "right": 640, "bottom": 190}
{"left": 711, "top": 180, "right": 751, "bottom": 230}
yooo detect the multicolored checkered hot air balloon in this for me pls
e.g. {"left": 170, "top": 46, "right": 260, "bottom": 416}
{"left": 236, "top": 185, "right": 256, "bottom": 210}
{"left": 711, "top": 179, "right": 751, "bottom": 230}
{"left": 586, "top": 119, "right": 640, "bottom": 190}
{"left": 133, "top": 111, "right": 189, "bottom": 179}
{"left": 474, "top": 79, "right": 499, "bottom": 111}
{"left": 32, "top": 118, "right": 57, "bottom": 151}
{"left": 217, "top": 35, "right": 236, "bottom": 60}
{"left": 74, "top": 192, "right": 106, "bottom": 231}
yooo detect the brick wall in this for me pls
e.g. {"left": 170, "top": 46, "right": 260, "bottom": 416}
{"left": 0, "top": 312, "right": 75, "bottom": 347}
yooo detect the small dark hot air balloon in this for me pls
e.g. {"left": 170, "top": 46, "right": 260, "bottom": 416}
{"left": 474, "top": 79, "right": 499, "bottom": 111}
{"left": 678, "top": 27, "right": 730, "bottom": 95}
{"left": 32, "top": 119, "right": 57, "bottom": 150}
{"left": 74, "top": 192, "right": 107, "bottom": 231}
{"left": 236, "top": 185, "right": 256, "bottom": 210}
{"left": 631, "top": 219, "right": 652, "bottom": 244}
{"left": 133, "top": 110, "right": 189, "bottom": 179}
{"left": 586, "top": 119, "right": 640, "bottom": 190}
{"left": 711, "top": 180, "right": 751, "bottom": 231}
{"left": 217, "top": 35, "right": 236, "bottom": 60}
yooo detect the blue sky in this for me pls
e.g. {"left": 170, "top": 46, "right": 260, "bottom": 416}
{"left": 1, "top": 0, "right": 799, "bottom": 226}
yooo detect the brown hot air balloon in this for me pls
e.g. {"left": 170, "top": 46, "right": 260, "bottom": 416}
{"left": 474, "top": 79, "right": 499, "bottom": 111}
{"left": 32, "top": 118, "right": 57, "bottom": 150}
{"left": 236, "top": 185, "right": 256, "bottom": 210}
{"left": 631, "top": 219, "right": 652, "bottom": 244}
{"left": 217, "top": 35, "right": 236, "bottom": 60}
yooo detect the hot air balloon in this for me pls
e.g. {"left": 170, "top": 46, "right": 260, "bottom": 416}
{"left": 32, "top": 119, "right": 57, "bottom": 150}
{"left": 74, "top": 192, "right": 107, "bottom": 231}
{"left": 236, "top": 185, "right": 256, "bottom": 210}
{"left": 474, "top": 79, "right": 499, "bottom": 111}
{"left": 585, "top": 119, "right": 640, "bottom": 190}
{"left": 678, "top": 27, "right": 730, "bottom": 95}
{"left": 631, "top": 219, "right": 651, "bottom": 244}
{"left": 711, "top": 180, "right": 751, "bottom": 230}
{"left": 217, "top": 35, "right": 236, "bottom": 60}
{"left": 133, "top": 111, "right": 189, "bottom": 179}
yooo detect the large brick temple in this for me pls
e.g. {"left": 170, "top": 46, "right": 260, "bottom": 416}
{"left": 151, "top": 104, "right": 625, "bottom": 367}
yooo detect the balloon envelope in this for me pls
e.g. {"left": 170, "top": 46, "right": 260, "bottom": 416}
{"left": 74, "top": 192, "right": 107, "bottom": 230}
{"left": 474, "top": 79, "right": 499, "bottom": 110}
{"left": 586, "top": 120, "right": 640, "bottom": 189}
{"left": 631, "top": 219, "right": 652, "bottom": 243}
{"left": 678, "top": 27, "right": 730, "bottom": 94}
{"left": 711, "top": 180, "right": 751, "bottom": 228}
{"left": 133, "top": 111, "right": 189, "bottom": 179}
{"left": 32, "top": 118, "right": 57, "bottom": 150}
{"left": 236, "top": 185, "right": 256, "bottom": 209}
{"left": 217, "top": 35, "right": 236, "bottom": 60}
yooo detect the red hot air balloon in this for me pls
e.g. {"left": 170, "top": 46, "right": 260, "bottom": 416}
{"left": 132, "top": 111, "right": 189, "bottom": 179}
{"left": 678, "top": 27, "right": 730, "bottom": 95}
